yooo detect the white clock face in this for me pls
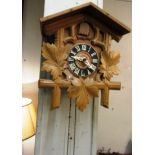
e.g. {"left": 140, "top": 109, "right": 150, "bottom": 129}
{"left": 68, "top": 44, "right": 99, "bottom": 77}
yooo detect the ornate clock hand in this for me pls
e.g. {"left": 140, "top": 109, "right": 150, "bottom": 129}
{"left": 84, "top": 59, "right": 96, "bottom": 71}
{"left": 71, "top": 55, "right": 77, "bottom": 59}
{"left": 71, "top": 55, "right": 85, "bottom": 62}
{"left": 68, "top": 44, "right": 98, "bottom": 77}
{"left": 83, "top": 59, "right": 91, "bottom": 67}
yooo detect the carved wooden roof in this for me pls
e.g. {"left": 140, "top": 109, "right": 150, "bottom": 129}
{"left": 40, "top": 2, "right": 131, "bottom": 42}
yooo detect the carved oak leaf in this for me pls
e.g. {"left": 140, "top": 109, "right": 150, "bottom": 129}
{"left": 67, "top": 78, "right": 98, "bottom": 111}
{"left": 100, "top": 51, "right": 120, "bottom": 80}
{"left": 41, "top": 42, "right": 66, "bottom": 80}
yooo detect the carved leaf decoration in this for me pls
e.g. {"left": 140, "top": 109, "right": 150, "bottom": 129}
{"left": 76, "top": 87, "right": 89, "bottom": 111}
{"left": 42, "top": 60, "right": 61, "bottom": 80}
{"left": 67, "top": 85, "right": 80, "bottom": 99}
{"left": 109, "top": 51, "right": 120, "bottom": 66}
{"left": 100, "top": 51, "right": 120, "bottom": 80}
{"left": 86, "top": 85, "right": 99, "bottom": 97}
{"left": 41, "top": 42, "right": 66, "bottom": 80}
{"left": 67, "top": 78, "right": 99, "bottom": 111}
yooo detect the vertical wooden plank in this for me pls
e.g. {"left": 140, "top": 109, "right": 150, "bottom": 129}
{"left": 92, "top": 93, "right": 100, "bottom": 155}
{"left": 67, "top": 100, "right": 76, "bottom": 155}
{"left": 44, "top": 89, "right": 70, "bottom": 155}
{"left": 34, "top": 89, "right": 70, "bottom": 155}
{"left": 35, "top": 90, "right": 99, "bottom": 155}
{"left": 34, "top": 89, "right": 46, "bottom": 155}
{"left": 72, "top": 96, "right": 99, "bottom": 155}
{"left": 40, "top": 89, "right": 52, "bottom": 155}
{"left": 74, "top": 100, "right": 93, "bottom": 155}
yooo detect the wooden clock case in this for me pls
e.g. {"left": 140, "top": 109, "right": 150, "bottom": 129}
{"left": 39, "top": 2, "right": 131, "bottom": 111}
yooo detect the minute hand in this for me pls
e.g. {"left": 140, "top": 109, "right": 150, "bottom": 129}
{"left": 84, "top": 60, "right": 96, "bottom": 71}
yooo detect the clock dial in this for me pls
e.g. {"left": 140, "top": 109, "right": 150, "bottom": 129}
{"left": 68, "top": 44, "right": 99, "bottom": 77}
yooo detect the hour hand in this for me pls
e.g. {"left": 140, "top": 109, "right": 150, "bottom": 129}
{"left": 84, "top": 59, "right": 96, "bottom": 71}
{"left": 83, "top": 59, "right": 91, "bottom": 67}
{"left": 71, "top": 55, "right": 84, "bottom": 61}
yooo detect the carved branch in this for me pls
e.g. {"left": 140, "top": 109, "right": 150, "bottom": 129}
{"left": 39, "top": 79, "right": 121, "bottom": 110}
{"left": 94, "top": 26, "right": 100, "bottom": 41}
{"left": 56, "top": 28, "right": 64, "bottom": 46}
{"left": 64, "top": 37, "right": 75, "bottom": 44}
{"left": 104, "top": 33, "right": 112, "bottom": 54}
{"left": 101, "top": 86, "right": 109, "bottom": 108}
{"left": 91, "top": 26, "right": 105, "bottom": 50}
{"left": 38, "top": 79, "right": 121, "bottom": 90}
{"left": 51, "top": 85, "right": 61, "bottom": 109}
{"left": 77, "top": 35, "right": 91, "bottom": 40}
{"left": 71, "top": 24, "right": 76, "bottom": 38}
{"left": 63, "top": 25, "right": 77, "bottom": 44}
{"left": 91, "top": 40, "right": 105, "bottom": 50}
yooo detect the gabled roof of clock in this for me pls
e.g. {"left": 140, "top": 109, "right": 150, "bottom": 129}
{"left": 40, "top": 2, "right": 131, "bottom": 42}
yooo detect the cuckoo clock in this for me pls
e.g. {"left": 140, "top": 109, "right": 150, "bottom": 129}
{"left": 38, "top": 3, "right": 131, "bottom": 111}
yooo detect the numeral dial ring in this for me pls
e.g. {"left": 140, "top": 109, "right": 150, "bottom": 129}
{"left": 68, "top": 44, "right": 99, "bottom": 77}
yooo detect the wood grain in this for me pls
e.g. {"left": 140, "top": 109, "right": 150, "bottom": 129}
{"left": 39, "top": 79, "right": 121, "bottom": 90}
{"left": 40, "top": 2, "right": 131, "bottom": 41}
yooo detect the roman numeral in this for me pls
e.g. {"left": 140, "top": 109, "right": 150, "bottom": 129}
{"left": 69, "top": 63, "right": 76, "bottom": 70}
{"left": 88, "top": 46, "right": 91, "bottom": 53}
{"left": 90, "top": 64, "right": 96, "bottom": 71}
{"left": 92, "top": 59, "right": 98, "bottom": 63}
{"left": 81, "top": 70, "right": 86, "bottom": 77}
{"left": 68, "top": 57, "right": 74, "bottom": 61}
{"left": 74, "top": 67, "right": 80, "bottom": 75}
{"left": 91, "top": 52, "right": 96, "bottom": 57}
{"left": 75, "top": 45, "right": 81, "bottom": 52}
{"left": 70, "top": 50, "right": 76, "bottom": 55}
{"left": 82, "top": 44, "right": 86, "bottom": 51}
{"left": 87, "top": 69, "right": 91, "bottom": 75}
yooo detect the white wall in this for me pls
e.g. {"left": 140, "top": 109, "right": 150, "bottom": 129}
{"left": 44, "top": 0, "right": 103, "bottom": 16}
{"left": 97, "top": 0, "right": 132, "bottom": 153}
{"left": 22, "top": 136, "right": 36, "bottom": 155}
{"left": 22, "top": 0, "right": 44, "bottom": 108}
{"left": 22, "top": 0, "right": 44, "bottom": 154}
{"left": 23, "top": 0, "right": 44, "bottom": 84}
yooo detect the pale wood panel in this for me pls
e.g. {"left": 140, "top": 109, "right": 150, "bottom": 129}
{"left": 35, "top": 89, "right": 70, "bottom": 155}
{"left": 44, "top": 89, "right": 70, "bottom": 155}
{"left": 74, "top": 99, "right": 95, "bottom": 155}
{"left": 67, "top": 100, "right": 76, "bottom": 155}
{"left": 34, "top": 89, "right": 45, "bottom": 155}
{"left": 39, "top": 89, "right": 52, "bottom": 155}
{"left": 92, "top": 94, "right": 100, "bottom": 155}
{"left": 35, "top": 89, "right": 99, "bottom": 155}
